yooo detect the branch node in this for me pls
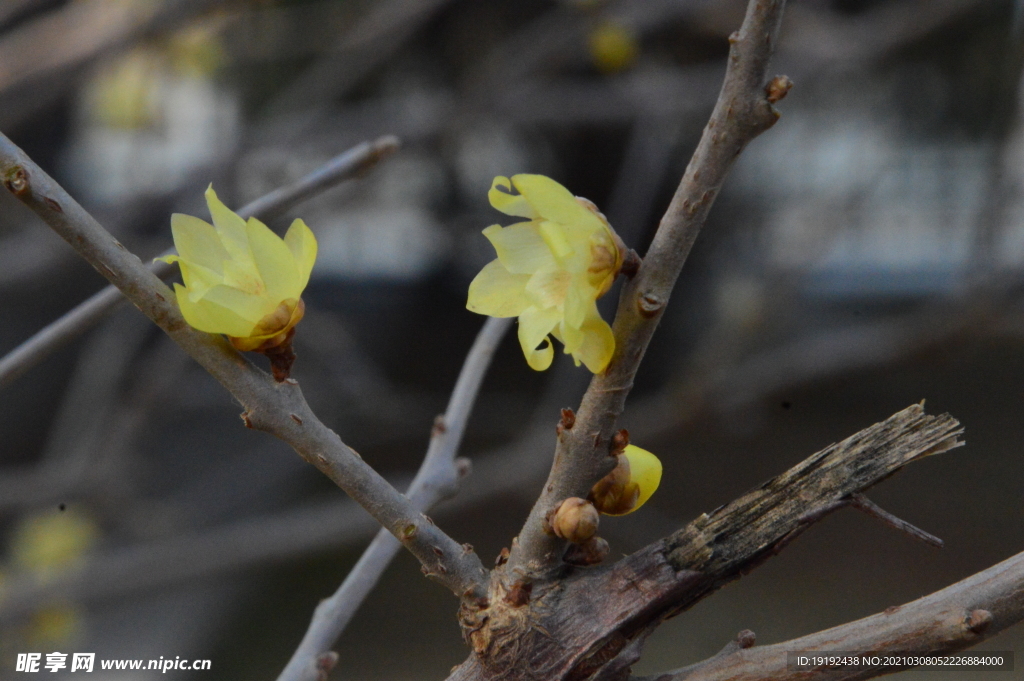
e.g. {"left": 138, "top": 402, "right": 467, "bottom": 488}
{"left": 4, "top": 165, "right": 27, "bottom": 195}
{"left": 965, "top": 609, "right": 993, "bottom": 635}
{"left": 314, "top": 651, "right": 338, "bottom": 681}
{"left": 765, "top": 74, "right": 793, "bottom": 103}
{"left": 433, "top": 414, "right": 447, "bottom": 436}
{"left": 557, "top": 408, "right": 576, "bottom": 436}
{"left": 637, "top": 292, "right": 665, "bottom": 318}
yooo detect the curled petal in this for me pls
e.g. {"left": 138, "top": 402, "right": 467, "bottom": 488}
{"left": 511, "top": 174, "right": 603, "bottom": 230}
{"left": 467, "top": 260, "right": 531, "bottom": 318}
{"left": 489, "top": 176, "right": 539, "bottom": 219}
{"left": 518, "top": 306, "right": 560, "bottom": 371}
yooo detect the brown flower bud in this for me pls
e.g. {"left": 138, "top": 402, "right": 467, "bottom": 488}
{"left": 564, "top": 536, "right": 610, "bottom": 566}
{"left": 589, "top": 454, "right": 640, "bottom": 516}
{"left": 550, "top": 497, "right": 599, "bottom": 544}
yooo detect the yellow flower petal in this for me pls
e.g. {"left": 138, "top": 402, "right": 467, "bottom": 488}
{"left": 205, "top": 186, "right": 251, "bottom": 263}
{"left": 467, "top": 259, "right": 531, "bottom": 317}
{"left": 537, "top": 220, "right": 574, "bottom": 260}
{"left": 482, "top": 222, "right": 556, "bottom": 275}
{"left": 173, "top": 283, "right": 257, "bottom": 337}
{"left": 467, "top": 174, "right": 622, "bottom": 373}
{"left": 510, "top": 174, "right": 602, "bottom": 230}
{"left": 525, "top": 266, "right": 571, "bottom": 310}
{"left": 177, "top": 259, "right": 224, "bottom": 302}
{"left": 201, "top": 284, "right": 274, "bottom": 324}
{"left": 284, "top": 218, "right": 317, "bottom": 288}
{"left": 573, "top": 307, "right": 615, "bottom": 373}
{"left": 518, "top": 306, "right": 560, "bottom": 371}
{"left": 488, "top": 176, "right": 539, "bottom": 219}
{"left": 170, "top": 213, "right": 228, "bottom": 274}
{"left": 622, "top": 444, "right": 661, "bottom": 513}
{"left": 246, "top": 217, "right": 301, "bottom": 301}
{"left": 562, "top": 276, "right": 590, "bottom": 329}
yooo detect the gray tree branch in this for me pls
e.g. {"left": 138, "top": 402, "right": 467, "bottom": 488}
{"left": 651, "top": 549, "right": 1024, "bottom": 681}
{"left": 506, "top": 0, "right": 790, "bottom": 580}
{"left": 276, "top": 317, "right": 511, "bottom": 681}
{"left": 0, "top": 131, "right": 489, "bottom": 601}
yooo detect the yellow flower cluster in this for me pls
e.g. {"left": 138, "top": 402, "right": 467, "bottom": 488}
{"left": 467, "top": 174, "right": 624, "bottom": 373}
{"left": 159, "top": 186, "right": 317, "bottom": 352}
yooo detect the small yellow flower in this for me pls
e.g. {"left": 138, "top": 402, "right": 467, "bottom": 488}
{"left": 589, "top": 444, "right": 662, "bottom": 516}
{"left": 588, "top": 21, "right": 639, "bottom": 74}
{"left": 159, "top": 186, "right": 317, "bottom": 353}
{"left": 467, "top": 175, "right": 624, "bottom": 373}
{"left": 9, "top": 509, "right": 98, "bottom": 575}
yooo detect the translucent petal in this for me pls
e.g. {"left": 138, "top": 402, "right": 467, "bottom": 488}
{"left": 178, "top": 260, "right": 224, "bottom": 302}
{"left": 169, "top": 213, "right": 228, "bottom": 274}
{"left": 518, "top": 306, "right": 560, "bottom": 371}
{"left": 483, "top": 223, "right": 556, "bottom": 274}
{"left": 572, "top": 308, "right": 615, "bottom": 373}
{"left": 221, "top": 259, "right": 265, "bottom": 297}
{"left": 511, "top": 174, "right": 603, "bottom": 230}
{"left": 247, "top": 217, "right": 300, "bottom": 301}
{"left": 537, "top": 220, "right": 574, "bottom": 260}
{"left": 173, "top": 283, "right": 257, "bottom": 337}
{"left": 524, "top": 266, "right": 570, "bottom": 310}
{"left": 488, "top": 176, "right": 539, "bottom": 219}
{"left": 200, "top": 284, "right": 274, "bottom": 324}
{"left": 204, "top": 186, "right": 251, "bottom": 263}
{"left": 467, "top": 260, "right": 531, "bottom": 317}
{"left": 284, "top": 218, "right": 317, "bottom": 288}
{"left": 562, "top": 277, "right": 591, "bottom": 330}
{"left": 622, "top": 444, "right": 662, "bottom": 513}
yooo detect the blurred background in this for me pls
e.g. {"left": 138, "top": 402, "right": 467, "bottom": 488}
{"left": 0, "top": 0, "right": 1023, "bottom": 679}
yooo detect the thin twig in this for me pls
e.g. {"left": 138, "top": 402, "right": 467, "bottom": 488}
{"left": 505, "top": 0, "right": 791, "bottom": 578}
{"left": 277, "top": 317, "right": 511, "bottom": 681}
{"left": 0, "top": 131, "right": 488, "bottom": 601}
{"left": 650, "top": 549, "right": 1024, "bottom": 681}
{"left": 848, "top": 494, "right": 944, "bottom": 549}
{"left": 0, "top": 135, "right": 399, "bottom": 388}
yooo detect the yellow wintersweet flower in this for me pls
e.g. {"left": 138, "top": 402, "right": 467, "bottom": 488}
{"left": 589, "top": 444, "right": 662, "bottom": 516}
{"left": 467, "top": 175, "right": 624, "bottom": 373}
{"left": 159, "top": 186, "right": 317, "bottom": 353}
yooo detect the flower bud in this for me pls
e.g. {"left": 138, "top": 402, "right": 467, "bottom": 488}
{"left": 589, "top": 444, "right": 662, "bottom": 516}
{"left": 564, "top": 536, "right": 610, "bottom": 566}
{"left": 549, "top": 497, "right": 599, "bottom": 544}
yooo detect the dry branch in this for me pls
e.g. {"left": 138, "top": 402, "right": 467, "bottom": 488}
{"left": 448, "top": 404, "right": 962, "bottom": 681}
